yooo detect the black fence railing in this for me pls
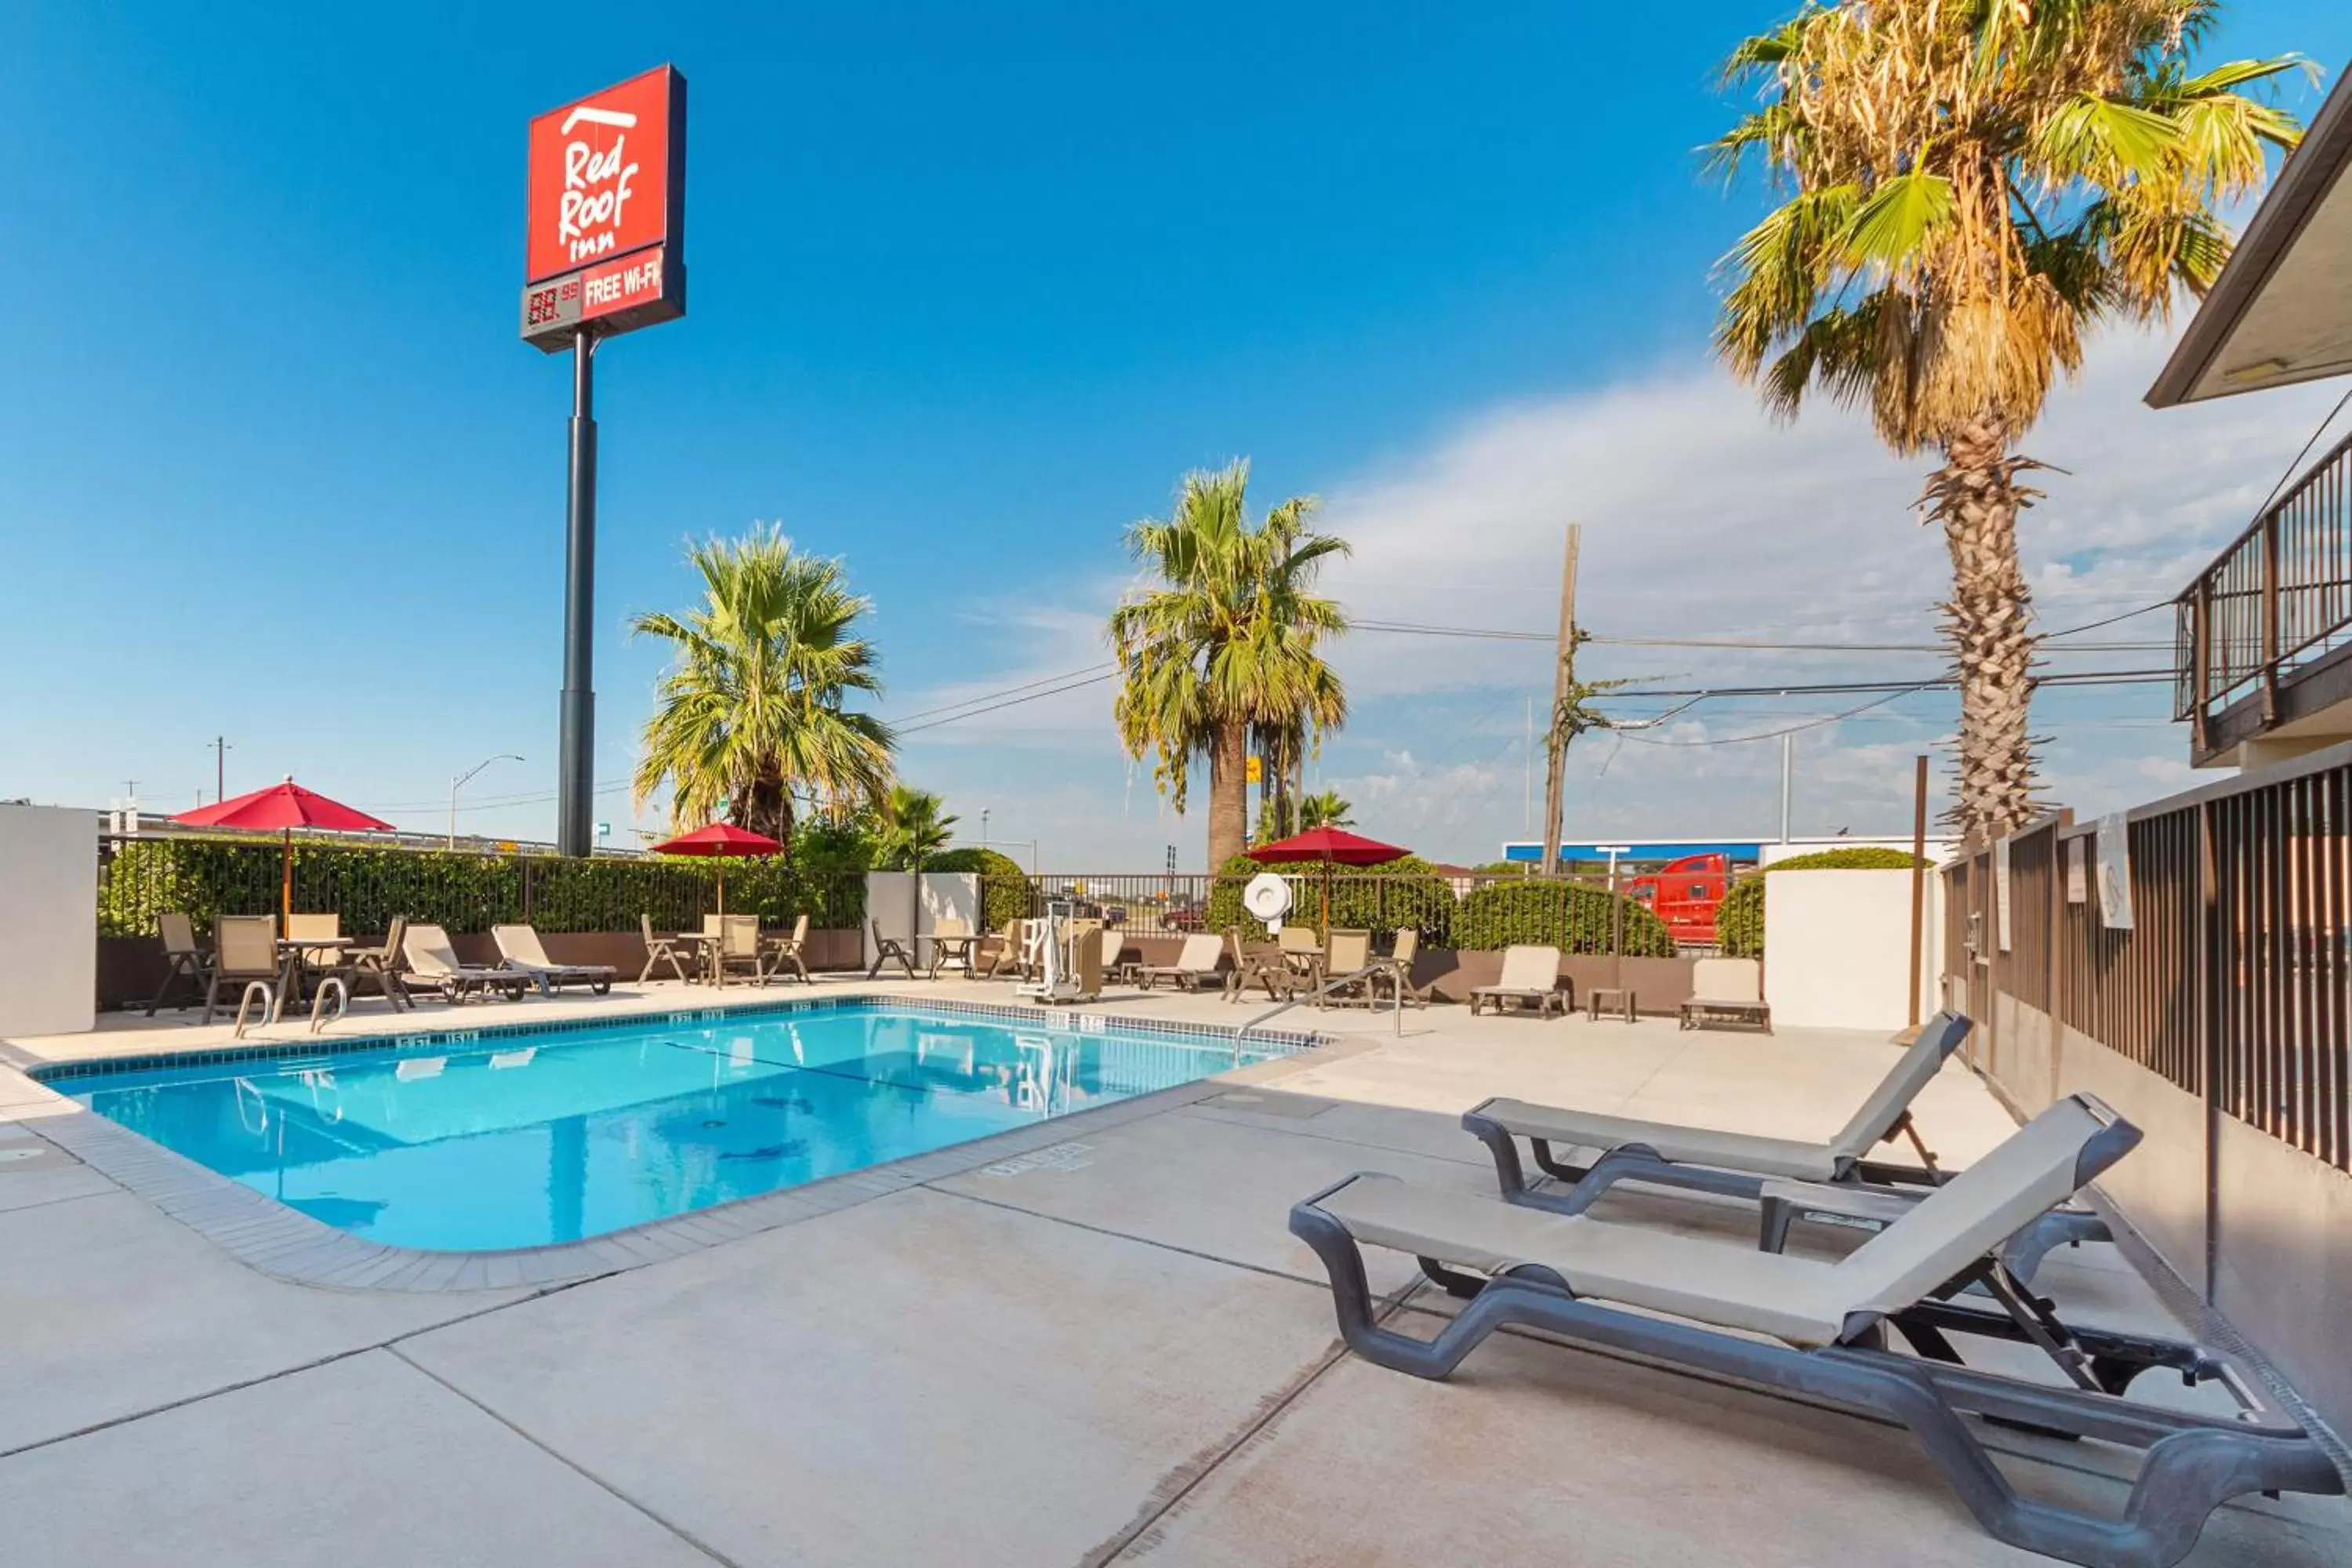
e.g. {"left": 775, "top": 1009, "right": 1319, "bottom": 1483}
{"left": 983, "top": 870, "right": 1679, "bottom": 956}
{"left": 96, "top": 833, "right": 867, "bottom": 938}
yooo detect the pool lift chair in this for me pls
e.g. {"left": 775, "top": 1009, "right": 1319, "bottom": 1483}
{"left": 1289, "top": 1094, "right": 2343, "bottom": 1568}
{"left": 1018, "top": 900, "right": 1102, "bottom": 1005}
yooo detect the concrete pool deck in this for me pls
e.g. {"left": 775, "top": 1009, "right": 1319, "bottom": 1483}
{"left": 4, "top": 975, "right": 2348, "bottom": 1565}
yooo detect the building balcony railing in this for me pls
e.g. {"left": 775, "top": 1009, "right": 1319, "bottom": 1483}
{"left": 2176, "top": 429, "right": 2352, "bottom": 763}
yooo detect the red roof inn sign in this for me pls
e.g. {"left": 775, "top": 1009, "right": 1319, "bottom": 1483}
{"left": 521, "top": 65, "right": 686, "bottom": 349}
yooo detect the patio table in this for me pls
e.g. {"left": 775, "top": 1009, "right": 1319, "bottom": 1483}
{"left": 921, "top": 932, "right": 980, "bottom": 979}
{"left": 277, "top": 937, "right": 354, "bottom": 1005}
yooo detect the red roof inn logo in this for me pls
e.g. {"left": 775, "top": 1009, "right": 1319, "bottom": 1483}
{"left": 521, "top": 66, "right": 685, "bottom": 349}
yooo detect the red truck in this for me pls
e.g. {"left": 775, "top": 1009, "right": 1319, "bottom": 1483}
{"left": 1621, "top": 853, "right": 1734, "bottom": 946}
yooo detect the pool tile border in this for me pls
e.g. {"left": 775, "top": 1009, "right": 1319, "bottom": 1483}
{"left": 18, "top": 992, "right": 1325, "bottom": 1084}
{"left": 0, "top": 993, "right": 1359, "bottom": 1294}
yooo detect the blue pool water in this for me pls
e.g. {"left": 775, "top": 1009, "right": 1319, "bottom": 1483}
{"left": 59, "top": 1005, "right": 1270, "bottom": 1250}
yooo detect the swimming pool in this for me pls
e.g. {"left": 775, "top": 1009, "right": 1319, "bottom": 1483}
{"left": 55, "top": 1004, "right": 1278, "bottom": 1250}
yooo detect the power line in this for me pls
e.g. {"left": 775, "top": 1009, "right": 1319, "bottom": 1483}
{"left": 897, "top": 670, "right": 1119, "bottom": 734}
{"left": 887, "top": 662, "right": 1118, "bottom": 725}
{"left": 1350, "top": 617, "right": 2166, "bottom": 654}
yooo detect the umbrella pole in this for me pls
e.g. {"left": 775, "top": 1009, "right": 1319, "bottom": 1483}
{"left": 281, "top": 828, "right": 292, "bottom": 933}
{"left": 718, "top": 866, "right": 725, "bottom": 916}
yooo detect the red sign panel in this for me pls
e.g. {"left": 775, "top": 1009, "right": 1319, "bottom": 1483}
{"left": 525, "top": 66, "right": 683, "bottom": 285}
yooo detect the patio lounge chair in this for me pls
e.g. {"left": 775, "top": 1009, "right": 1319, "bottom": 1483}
{"left": 201, "top": 915, "right": 282, "bottom": 1025}
{"left": 1461, "top": 1012, "right": 2109, "bottom": 1281}
{"left": 146, "top": 912, "right": 210, "bottom": 1015}
{"left": 868, "top": 918, "right": 919, "bottom": 980}
{"left": 639, "top": 914, "right": 692, "bottom": 983}
{"left": 345, "top": 916, "right": 412, "bottom": 1011}
{"left": 1682, "top": 956, "right": 1771, "bottom": 1032}
{"left": 1468, "top": 945, "right": 1566, "bottom": 1018}
{"left": 1289, "top": 1095, "right": 2344, "bottom": 1568}
{"left": 978, "top": 919, "right": 1029, "bottom": 980}
{"left": 763, "top": 913, "right": 812, "bottom": 983}
{"left": 492, "top": 924, "right": 617, "bottom": 996}
{"left": 1100, "top": 926, "right": 1140, "bottom": 985}
{"left": 1139, "top": 933, "right": 1224, "bottom": 991}
{"left": 401, "top": 923, "right": 532, "bottom": 1004}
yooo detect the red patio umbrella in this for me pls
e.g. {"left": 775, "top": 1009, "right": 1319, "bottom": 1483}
{"left": 1246, "top": 827, "right": 1410, "bottom": 930}
{"left": 1245, "top": 826, "right": 1409, "bottom": 866}
{"left": 172, "top": 778, "right": 397, "bottom": 928}
{"left": 648, "top": 822, "right": 784, "bottom": 913}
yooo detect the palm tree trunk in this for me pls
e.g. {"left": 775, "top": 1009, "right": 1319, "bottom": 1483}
{"left": 1207, "top": 720, "right": 1248, "bottom": 869}
{"left": 1927, "top": 415, "right": 2039, "bottom": 843}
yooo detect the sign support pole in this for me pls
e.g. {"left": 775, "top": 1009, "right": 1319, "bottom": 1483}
{"left": 558, "top": 328, "right": 598, "bottom": 857}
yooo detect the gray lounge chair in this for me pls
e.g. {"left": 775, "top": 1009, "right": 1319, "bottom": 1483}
{"left": 1290, "top": 1095, "right": 2343, "bottom": 1568}
{"left": 1461, "top": 1012, "right": 2108, "bottom": 1279}
{"left": 402, "top": 923, "right": 532, "bottom": 1004}
{"left": 493, "top": 924, "right": 616, "bottom": 996}
{"left": 1681, "top": 956, "right": 1771, "bottom": 1032}
{"left": 1468, "top": 944, "right": 1566, "bottom": 1018}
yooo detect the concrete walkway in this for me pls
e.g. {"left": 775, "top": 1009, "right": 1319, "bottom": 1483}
{"left": 3, "top": 979, "right": 2347, "bottom": 1566}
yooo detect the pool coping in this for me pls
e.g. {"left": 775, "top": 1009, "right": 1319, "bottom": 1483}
{"left": 0, "top": 993, "right": 1361, "bottom": 1294}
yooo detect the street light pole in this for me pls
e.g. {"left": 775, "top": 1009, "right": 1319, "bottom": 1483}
{"left": 450, "top": 754, "right": 525, "bottom": 850}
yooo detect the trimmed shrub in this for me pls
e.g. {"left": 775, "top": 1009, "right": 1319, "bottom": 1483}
{"left": 1716, "top": 847, "right": 1926, "bottom": 958}
{"left": 96, "top": 836, "right": 866, "bottom": 937}
{"left": 1204, "top": 854, "right": 1460, "bottom": 941}
{"left": 1453, "top": 878, "right": 1676, "bottom": 956}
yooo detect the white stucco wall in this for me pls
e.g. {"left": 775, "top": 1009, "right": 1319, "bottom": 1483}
{"left": 0, "top": 804, "right": 96, "bottom": 1037}
{"left": 862, "top": 872, "right": 981, "bottom": 971}
{"left": 1763, "top": 867, "right": 1930, "bottom": 1033}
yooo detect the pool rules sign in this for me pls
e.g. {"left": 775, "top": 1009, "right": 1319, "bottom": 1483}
{"left": 524, "top": 66, "right": 687, "bottom": 856}
{"left": 521, "top": 65, "right": 687, "bottom": 347}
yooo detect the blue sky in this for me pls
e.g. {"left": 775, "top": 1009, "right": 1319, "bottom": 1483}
{"left": 3, "top": 3, "right": 2344, "bottom": 865}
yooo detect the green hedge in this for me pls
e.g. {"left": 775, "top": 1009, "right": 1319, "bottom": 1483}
{"left": 96, "top": 837, "right": 866, "bottom": 938}
{"left": 1716, "top": 848, "right": 1926, "bottom": 958}
{"left": 1452, "top": 879, "right": 1677, "bottom": 956}
{"left": 928, "top": 848, "right": 1036, "bottom": 932}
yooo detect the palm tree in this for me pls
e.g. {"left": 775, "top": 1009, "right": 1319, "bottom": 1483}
{"left": 1109, "top": 460, "right": 1350, "bottom": 869}
{"left": 877, "top": 785, "right": 959, "bottom": 871}
{"left": 1297, "top": 789, "right": 1354, "bottom": 830}
{"left": 630, "top": 526, "right": 896, "bottom": 844}
{"left": 1711, "top": 1, "right": 2303, "bottom": 840}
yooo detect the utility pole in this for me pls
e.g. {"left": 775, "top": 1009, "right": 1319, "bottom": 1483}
{"left": 1539, "top": 524, "right": 1581, "bottom": 876}
{"left": 1907, "top": 753, "right": 1929, "bottom": 1029}
{"left": 1523, "top": 695, "right": 1534, "bottom": 841}
{"left": 211, "top": 736, "right": 231, "bottom": 802}
{"left": 1780, "top": 730, "right": 1795, "bottom": 844}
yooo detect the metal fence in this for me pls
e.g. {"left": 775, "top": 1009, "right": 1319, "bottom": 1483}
{"left": 96, "top": 833, "right": 868, "bottom": 938}
{"left": 984, "top": 869, "right": 1679, "bottom": 956}
{"left": 1948, "top": 745, "right": 2352, "bottom": 1175}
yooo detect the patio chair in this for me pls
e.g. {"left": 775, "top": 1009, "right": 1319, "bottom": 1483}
{"left": 1276, "top": 924, "right": 1327, "bottom": 995}
{"left": 763, "top": 913, "right": 812, "bottom": 984}
{"left": 492, "top": 924, "right": 617, "bottom": 996}
{"left": 1319, "top": 928, "right": 1375, "bottom": 1007}
{"left": 639, "top": 913, "right": 692, "bottom": 983}
{"left": 1138, "top": 932, "right": 1225, "bottom": 991}
{"left": 1379, "top": 927, "right": 1433, "bottom": 1009}
{"left": 1468, "top": 945, "right": 1566, "bottom": 1018}
{"left": 201, "top": 914, "right": 282, "bottom": 1025}
{"left": 344, "top": 916, "right": 412, "bottom": 1011}
{"left": 1224, "top": 927, "right": 1295, "bottom": 1004}
{"left": 146, "top": 912, "right": 210, "bottom": 1015}
{"left": 1681, "top": 956, "right": 1771, "bottom": 1033}
{"left": 1288, "top": 1095, "right": 2343, "bottom": 1568}
{"left": 284, "top": 912, "right": 346, "bottom": 1003}
{"left": 868, "top": 918, "right": 919, "bottom": 980}
{"left": 401, "top": 923, "right": 533, "bottom": 1004}
{"left": 927, "top": 916, "right": 978, "bottom": 979}
{"left": 1459, "top": 1011, "right": 2110, "bottom": 1281}
{"left": 711, "top": 914, "right": 768, "bottom": 987}
{"left": 978, "top": 919, "right": 1029, "bottom": 980}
